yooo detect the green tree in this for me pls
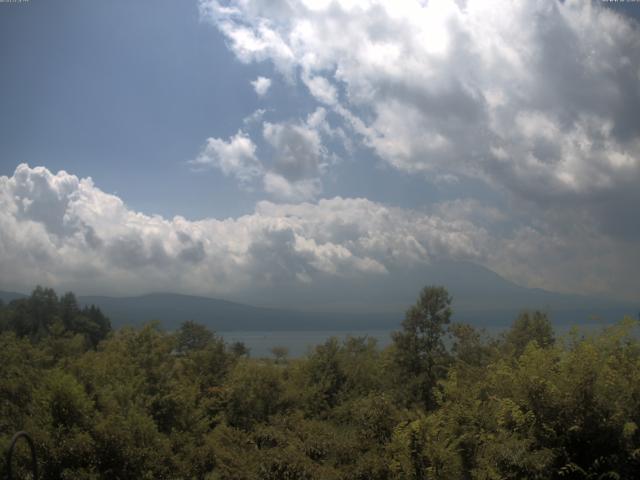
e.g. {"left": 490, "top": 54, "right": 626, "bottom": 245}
{"left": 300, "top": 337, "right": 347, "bottom": 414}
{"left": 2, "top": 288, "right": 110, "bottom": 348}
{"left": 59, "top": 292, "right": 80, "bottom": 331}
{"left": 8, "top": 286, "right": 59, "bottom": 340}
{"left": 80, "top": 304, "right": 111, "bottom": 347}
{"left": 0, "top": 298, "right": 7, "bottom": 333}
{"left": 271, "top": 345, "right": 289, "bottom": 364}
{"left": 449, "top": 322, "right": 496, "bottom": 367}
{"left": 504, "top": 310, "right": 554, "bottom": 357}
{"left": 223, "top": 360, "right": 286, "bottom": 430}
{"left": 391, "top": 286, "right": 452, "bottom": 409}
{"left": 229, "top": 340, "right": 250, "bottom": 358}
{"left": 176, "top": 320, "right": 214, "bottom": 353}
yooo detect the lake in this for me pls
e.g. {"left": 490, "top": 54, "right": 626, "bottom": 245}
{"left": 220, "top": 321, "right": 625, "bottom": 358}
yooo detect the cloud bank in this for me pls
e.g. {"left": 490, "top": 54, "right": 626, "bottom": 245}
{"left": 0, "top": 164, "right": 490, "bottom": 297}
{"left": 191, "top": 0, "right": 640, "bottom": 300}
{"left": 2, "top": 164, "right": 638, "bottom": 301}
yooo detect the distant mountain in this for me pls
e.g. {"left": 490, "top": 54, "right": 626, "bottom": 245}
{"left": 0, "top": 288, "right": 396, "bottom": 331}
{"left": 1, "top": 261, "right": 636, "bottom": 331}
{"left": 0, "top": 290, "right": 26, "bottom": 304}
{"left": 229, "top": 260, "right": 638, "bottom": 327}
{"left": 76, "top": 293, "right": 397, "bottom": 331}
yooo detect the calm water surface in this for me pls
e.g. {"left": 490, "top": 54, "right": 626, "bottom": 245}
{"left": 220, "top": 321, "right": 623, "bottom": 358}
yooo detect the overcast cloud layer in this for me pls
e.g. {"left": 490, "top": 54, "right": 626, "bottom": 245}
{"left": 1, "top": 0, "right": 639, "bottom": 302}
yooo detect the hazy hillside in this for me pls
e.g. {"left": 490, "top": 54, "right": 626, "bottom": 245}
{"left": 77, "top": 293, "right": 397, "bottom": 331}
{"left": 0, "top": 290, "right": 26, "bottom": 304}
{"left": 230, "top": 260, "right": 638, "bottom": 326}
{"left": 2, "top": 261, "right": 636, "bottom": 331}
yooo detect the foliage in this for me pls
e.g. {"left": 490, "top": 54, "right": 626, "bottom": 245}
{"left": 1, "top": 287, "right": 111, "bottom": 347}
{"left": 391, "top": 285, "right": 453, "bottom": 409}
{"left": 504, "top": 310, "right": 555, "bottom": 357}
{"left": 1, "top": 286, "right": 640, "bottom": 479}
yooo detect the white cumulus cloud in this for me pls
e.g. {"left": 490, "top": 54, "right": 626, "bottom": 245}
{"left": 191, "top": 130, "right": 264, "bottom": 184}
{"left": 251, "top": 76, "right": 272, "bottom": 96}
{"left": 2, "top": 165, "right": 638, "bottom": 300}
{"left": 195, "top": 107, "right": 335, "bottom": 200}
{"left": 0, "top": 165, "right": 491, "bottom": 297}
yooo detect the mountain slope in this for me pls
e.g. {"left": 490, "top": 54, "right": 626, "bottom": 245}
{"left": 77, "top": 293, "right": 396, "bottom": 331}
{"left": 0, "top": 290, "right": 26, "bottom": 304}
{"left": 231, "top": 260, "right": 638, "bottom": 326}
{"left": 1, "top": 261, "right": 636, "bottom": 330}
{"left": 75, "top": 261, "right": 639, "bottom": 330}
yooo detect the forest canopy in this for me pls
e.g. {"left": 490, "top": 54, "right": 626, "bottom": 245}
{"left": 1, "top": 286, "right": 639, "bottom": 479}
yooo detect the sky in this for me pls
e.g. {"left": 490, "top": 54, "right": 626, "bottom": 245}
{"left": 0, "top": 0, "right": 639, "bottom": 305}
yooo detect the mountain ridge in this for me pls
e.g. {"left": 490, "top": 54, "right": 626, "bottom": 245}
{"left": 1, "top": 261, "right": 636, "bottom": 330}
